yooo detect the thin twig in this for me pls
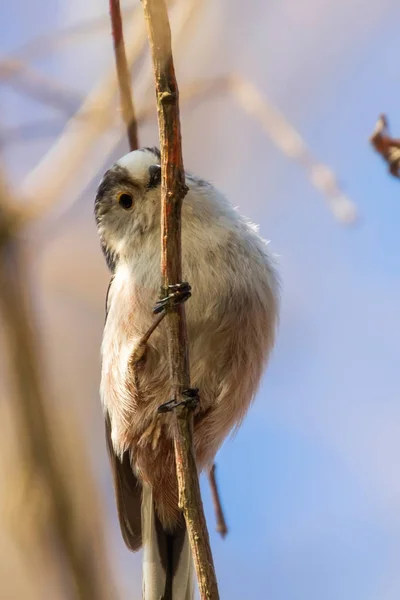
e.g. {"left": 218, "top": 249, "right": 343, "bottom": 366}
{"left": 369, "top": 113, "right": 400, "bottom": 178}
{"left": 109, "top": 0, "right": 138, "bottom": 150}
{"left": 143, "top": 1, "right": 219, "bottom": 598}
{"left": 208, "top": 464, "right": 228, "bottom": 539}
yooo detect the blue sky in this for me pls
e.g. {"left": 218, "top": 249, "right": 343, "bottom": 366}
{"left": 2, "top": 0, "right": 400, "bottom": 598}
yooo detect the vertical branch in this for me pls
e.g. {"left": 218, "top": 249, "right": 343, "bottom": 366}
{"left": 142, "top": 1, "right": 220, "bottom": 598}
{"left": 109, "top": 0, "right": 138, "bottom": 150}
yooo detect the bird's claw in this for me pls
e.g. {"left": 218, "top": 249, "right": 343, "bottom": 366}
{"left": 158, "top": 388, "right": 200, "bottom": 413}
{"left": 153, "top": 282, "right": 191, "bottom": 314}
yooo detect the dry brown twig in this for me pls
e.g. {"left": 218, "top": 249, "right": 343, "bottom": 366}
{"left": 208, "top": 465, "right": 228, "bottom": 538}
{"left": 143, "top": 0, "right": 220, "bottom": 598}
{"left": 369, "top": 113, "right": 400, "bottom": 178}
{"left": 109, "top": 0, "right": 139, "bottom": 150}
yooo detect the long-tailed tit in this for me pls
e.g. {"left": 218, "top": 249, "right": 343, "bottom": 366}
{"left": 95, "top": 147, "right": 279, "bottom": 599}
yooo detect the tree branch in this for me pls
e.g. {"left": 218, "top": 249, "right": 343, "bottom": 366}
{"left": 109, "top": 0, "right": 139, "bottom": 150}
{"left": 142, "top": 0, "right": 220, "bottom": 598}
{"left": 369, "top": 113, "right": 400, "bottom": 178}
{"left": 208, "top": 464, "right": 228, "bottom": 539}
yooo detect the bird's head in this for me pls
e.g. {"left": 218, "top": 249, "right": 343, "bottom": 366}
{"left": 95, "top": 147, "right": 162, "bottom": 271}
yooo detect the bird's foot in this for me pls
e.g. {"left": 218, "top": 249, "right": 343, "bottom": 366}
{"left": 153, "top": 282, "right": 191, "bottom": 314}
{"left": 158, "top": 388, "right": 200, "bottom": 413}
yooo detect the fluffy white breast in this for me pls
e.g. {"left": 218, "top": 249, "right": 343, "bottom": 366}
{"left": 100, "top": 265, "right": 136, "bottom": 419}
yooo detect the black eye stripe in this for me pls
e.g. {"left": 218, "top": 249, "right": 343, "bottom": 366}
{"left": 119, "top": 193, "right": 133, "bottom": 209}
{"left": 148, "top": 165, "right": 161, "bottom": 189}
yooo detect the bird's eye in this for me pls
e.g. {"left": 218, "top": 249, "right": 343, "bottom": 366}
{"left": 117, "top": 193, "right": 133, "bottom": 209}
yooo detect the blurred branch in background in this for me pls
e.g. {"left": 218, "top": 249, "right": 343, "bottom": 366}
{"left": 0, "top": 2, "right": 192, "bottom": 152}
{"left": 3, "top": 69, "right": 357, "bottom": 229}
{"left": 0, "top": 1, "right": 353, "bottom": 231}
{"left": 7, "top": 6, "right": 137, "bottom": 61}
{"left": 12, "top": 0, "right": 201, "bottom": 231}
{"left": 16, "top": 3, "right": 147, "bottom": 229}
{"left": 0, "top": 60, "right": 81, "bottom": 114}
{"left": 0, "top": 118, "right": 69, "bottom": 147}
{"left": 0, "top": 176, "right": 117, "bottom": 599}
{"left": 180, "top": 74, "right": 358, "bottom": 225}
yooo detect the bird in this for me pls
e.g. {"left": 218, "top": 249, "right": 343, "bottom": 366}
{"left": 94, "top": 146, "right": 279, "bottom": 599}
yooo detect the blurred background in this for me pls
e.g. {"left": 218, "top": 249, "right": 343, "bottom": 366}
{"left": 1, "top": 0, "right": 400, "bottom": 598}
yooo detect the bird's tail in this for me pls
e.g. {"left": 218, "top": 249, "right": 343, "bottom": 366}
{"left": 142, "top": 483, "right": 194, "bottom": 600}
